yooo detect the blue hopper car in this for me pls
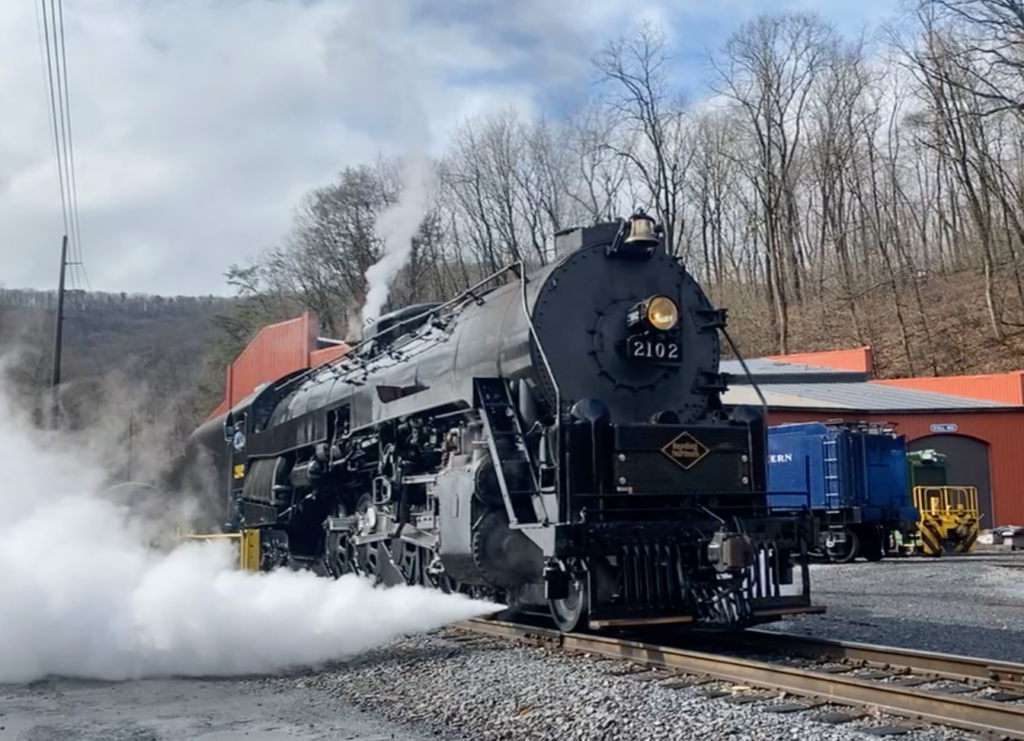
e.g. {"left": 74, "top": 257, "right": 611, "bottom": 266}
{"left": 766, "top": 421, "right": 920, "bottom": 562}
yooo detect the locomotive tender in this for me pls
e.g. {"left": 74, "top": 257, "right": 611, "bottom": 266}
{"left": 170, "top": 212, "right": 820, "bottom": 633}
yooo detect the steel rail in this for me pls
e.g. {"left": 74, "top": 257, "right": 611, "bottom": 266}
{"left": 458, "top": 618, "right": 1024, "bottom": 740}
{"left": 724, "top": 629, "right": 1024, "bottom": 691}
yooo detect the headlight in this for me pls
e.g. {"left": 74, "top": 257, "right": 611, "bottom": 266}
{"left": 645, "top": 295, "right": 679, "bottom": 331}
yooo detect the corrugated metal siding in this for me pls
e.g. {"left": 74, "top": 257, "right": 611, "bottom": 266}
{"left": 773, "top": 382, "right": 1010, "bottom": 410}
{"left": 723, "top": 358, "right": 843, "bottom": 375}
{"left": 765, "top": 346, "right": 872, "bottom": 373}
{"left": 723, "top": 382, "right": 1011, "bottom": 410}
{"left": 721, "top": 358, "right": 866, "bottom": 381}
{"left": 873, "top": 372, "right": 1024, "bottom": 405}
{"left": 768, "top": 409, "right": 1024, "bottom": 527}
{"left": 227, "top": 310, "right": 316, "bottom": 408}
{"left": 205, "top": 310, "right": 355, "bottom": 420}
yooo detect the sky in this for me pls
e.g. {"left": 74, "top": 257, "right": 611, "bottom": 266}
{"left": 0, "top": 0, "right": 906, "bottom": 298}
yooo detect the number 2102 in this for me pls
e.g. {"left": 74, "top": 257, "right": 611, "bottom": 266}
{"left": 628, "top": 339, "right": 679, "bottom": 359}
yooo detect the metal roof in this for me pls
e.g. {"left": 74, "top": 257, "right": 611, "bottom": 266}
{"left": 722, "top": 379, "right": 1014, "bottom": 411}
{"left": 721, "top": 358, "right": 853, "bottom": 376}
{"left": 717, "top": 355, "right": 1018, "bottom": 410}
{"left": 721, "top": 358, "right": 868, "bottom": 384}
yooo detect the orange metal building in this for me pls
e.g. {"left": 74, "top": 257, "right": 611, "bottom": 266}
{"left": 724, "top": 351, "right": 1024, "bottom": 529}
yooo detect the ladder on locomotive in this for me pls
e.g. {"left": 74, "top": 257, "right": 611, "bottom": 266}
{"left": 474, "top": 377, "right": 546, "bottom": 526}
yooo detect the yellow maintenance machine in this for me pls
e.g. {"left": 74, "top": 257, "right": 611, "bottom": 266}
{"left": 904, "top": 450, "right": 981, "bottom": 556}
{"left": 174, "top": 528, "right": 262, "bottom": 571}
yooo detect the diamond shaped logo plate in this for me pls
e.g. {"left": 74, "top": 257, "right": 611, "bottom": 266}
{"left": 660, "top": 431, "right": 710, "bottom": 471}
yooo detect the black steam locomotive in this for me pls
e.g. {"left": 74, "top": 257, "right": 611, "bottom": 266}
{"left": 168, "top": 213, "right": 819, "bottom": 633}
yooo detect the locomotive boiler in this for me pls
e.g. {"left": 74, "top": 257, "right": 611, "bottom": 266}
{"left": 169, "top": 212, "right": 819, "bottom": 633}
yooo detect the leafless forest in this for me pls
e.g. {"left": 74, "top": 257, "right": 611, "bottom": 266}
{"left": 218, "top": 0, "right": 1024, "bottom": 387}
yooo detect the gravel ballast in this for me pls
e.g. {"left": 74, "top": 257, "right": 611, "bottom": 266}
{"left": 762, "top": 554, "right": 1024, "bottom": 662}
{"left": 222, "top": 554, "right": 1023, "bottom": 741}
{"left": 296, "top": 629, "right": 973, "bottom": 741}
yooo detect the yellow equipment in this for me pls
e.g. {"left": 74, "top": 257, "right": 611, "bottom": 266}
{"left": 174, "top": 528, "right": 262, "bottom": 572}
{"left": 911, "top": 485, "right": 981, "bottom": 556}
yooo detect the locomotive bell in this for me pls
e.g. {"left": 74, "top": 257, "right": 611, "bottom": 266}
{"left": 623, "top": 212, "right": 660, "bottom": 249}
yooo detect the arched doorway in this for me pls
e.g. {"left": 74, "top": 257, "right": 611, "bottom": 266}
{"left": 907, "top": 435, "right": 994, "bottom": 530}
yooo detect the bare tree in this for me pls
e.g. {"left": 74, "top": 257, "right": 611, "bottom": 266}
{"left": 594, "top": 20, "right": 693, "bottom": 256}
{"left": 709, "top": 11, "right": 838, "bottom": 353}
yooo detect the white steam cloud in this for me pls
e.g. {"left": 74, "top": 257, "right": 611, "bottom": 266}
{"left": 361, "top": 154, "right": 434, "bottom": 327}
{"left": 0, "top": 372, "right": 500, "bottom": 684}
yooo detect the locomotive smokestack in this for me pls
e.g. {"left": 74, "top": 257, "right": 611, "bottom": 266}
{"left": 553, "top": 212, "right": 664, "bottom": 262}
{"left": 553, "top": 226, "right": 583, "bottom": 259}
{"left": 552, "top": 221, "right": 621, "bottom": 260}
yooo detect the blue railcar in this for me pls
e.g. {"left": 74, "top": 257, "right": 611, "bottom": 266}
{"left": 766, "top": 421, "right": 919, "bottom": 562}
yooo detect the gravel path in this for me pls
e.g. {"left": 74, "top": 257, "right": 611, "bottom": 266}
{"left": 761, "top": 553, "right": 1024, "bottom": 662}
{"left": 304, "top": 629, "right": 973, "bottom": 741}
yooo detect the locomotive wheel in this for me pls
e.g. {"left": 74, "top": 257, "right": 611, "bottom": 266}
{"left": 352, "top": 494, "right": 384, "bottom": 581}
{"left": 393, "top": 539, "right": 428, "bottom": 587}
{"left": 549, "top": 572, "right": 588, "bottom": 633}
{"left": 324, "top": 503, "right": 357, "bottom": 578}
{"left": 826, "top": 528, "right": 859, "bottom": 563}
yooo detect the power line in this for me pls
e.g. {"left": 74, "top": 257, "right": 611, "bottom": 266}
{"left": 38, "top": 0, "right": 69, "bottom": 240}
{"left": 36, "top": 0, "right": 90, "bottom": 293}
{"left": 53, "top": 0, "right": 89, "bottom": 291}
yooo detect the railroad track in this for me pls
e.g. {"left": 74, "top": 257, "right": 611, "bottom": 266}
{"left": 710, "top": 629, "right": 1024, "bottom": 691}
{"left": 455, "top": 618, "right": 1024, "bottom": 740}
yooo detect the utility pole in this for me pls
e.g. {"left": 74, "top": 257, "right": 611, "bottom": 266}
{"left": 50, "top": 234, "right": 68, "bottom": 428}
{"left": 127, "top": 408, "right": 134, "bottom": 481}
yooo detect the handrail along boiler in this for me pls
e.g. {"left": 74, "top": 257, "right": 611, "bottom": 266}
{"left": 171, "top": 212, "right": 819, "bottom": 633}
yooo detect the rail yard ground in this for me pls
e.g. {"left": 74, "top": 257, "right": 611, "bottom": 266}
{"left": 3, "top": 552, "right": 1024, "bottom": 741}
{"left": 762, "top": 550, "right": 1024, "bottom": 663}
{"left": 0, "top": 675, "right": 437, "bottom": 741}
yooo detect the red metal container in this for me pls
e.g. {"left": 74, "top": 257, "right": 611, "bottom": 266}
{"left": 206, "top": 310, "right": 351, "bottom": 420}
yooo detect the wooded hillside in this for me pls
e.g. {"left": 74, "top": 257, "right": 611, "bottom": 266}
{"left": 0, "top": 288, "right": 234, "bottom": 474}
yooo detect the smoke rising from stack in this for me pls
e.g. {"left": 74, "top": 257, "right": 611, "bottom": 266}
{"left": 326, "top": 0, "right": 434, "bottom": 334}
{"left": 360, "top": 154, "right": 434, "bottom": 326}
{"left": 0, "top": 358, "right": 501, "bottom": 684}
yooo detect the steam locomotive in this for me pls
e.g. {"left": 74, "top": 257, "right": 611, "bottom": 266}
{"left": 167, "top": 212, "right": 820, "bottom": 633}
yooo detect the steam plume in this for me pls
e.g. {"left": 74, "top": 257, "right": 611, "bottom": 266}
{"left": 325, "top": 0, "right": 434, "bottom": 330}
{"left": 360, "top": 154, "right": 434, "bottom": 326}
{"left": 0, "top": 366, "right": 500, "bottom": 683}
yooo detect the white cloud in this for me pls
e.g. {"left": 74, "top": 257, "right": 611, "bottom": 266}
{"left": 0, "top": 0, "right": 600, "bottom": 296}
{"left": 0, "top": 0, "right": 902, "bottom": 297}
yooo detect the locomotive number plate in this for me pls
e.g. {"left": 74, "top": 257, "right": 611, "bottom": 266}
{"left": 626, "top": 337, "right": 681, "bottom": 362}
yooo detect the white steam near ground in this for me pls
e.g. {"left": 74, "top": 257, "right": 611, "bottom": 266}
{"left": 0, "top": 359, "right": 501, "bottom": 684}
